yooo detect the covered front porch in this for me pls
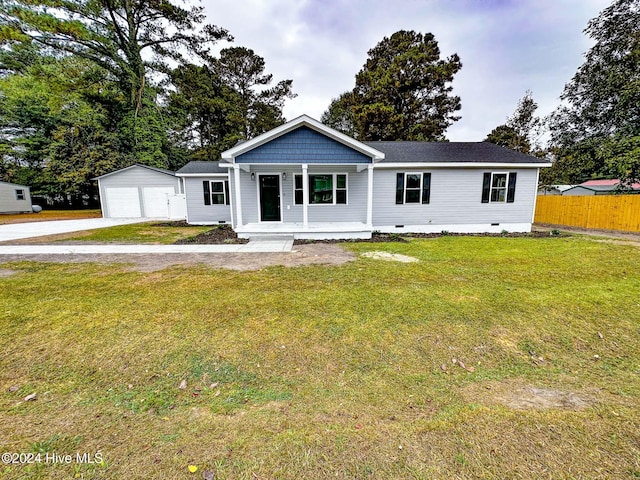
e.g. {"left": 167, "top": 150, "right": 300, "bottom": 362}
{"left": 235, "top": 221, "right": 373, "bottom": 240}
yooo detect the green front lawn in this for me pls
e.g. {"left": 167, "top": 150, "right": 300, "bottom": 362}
{"left": 1, "top": 236, "right": 639, "bottom": 479}
{"left": 63, "top": 222, "right": 213, "bottom": 244}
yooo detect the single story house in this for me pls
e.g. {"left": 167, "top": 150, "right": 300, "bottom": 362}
{"left": 563, "top": 179, "right": 640, "bottom": 196}
{"left": 174, "top": 115, "right": 551, "bottom": 239}
{"left": 0, "top": 181, "right": 32, "bottom": 214}
{"left": 94, "top": 164, "right": 185, "bottom": 219}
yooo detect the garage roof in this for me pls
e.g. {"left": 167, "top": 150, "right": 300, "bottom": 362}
{"left": 93, "top": 164, "right": 176, "bottom": 180}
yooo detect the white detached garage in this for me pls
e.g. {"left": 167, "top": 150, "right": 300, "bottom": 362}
{"left": 95, "top": 165, "right": 185, "bottom": 219}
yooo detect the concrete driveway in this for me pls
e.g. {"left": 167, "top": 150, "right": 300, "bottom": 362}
{"left": 0, "top": 218, "right": 148, "bottom": 242}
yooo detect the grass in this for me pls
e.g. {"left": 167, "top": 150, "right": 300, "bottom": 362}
{"left": 0, "top": 236, "right": 639, "bottom": 479}
{"left": 61, "top": 222, "right": 213, "bottom": 244}
{"left": 0, "top": 210, "right": 102, "bottom": 225}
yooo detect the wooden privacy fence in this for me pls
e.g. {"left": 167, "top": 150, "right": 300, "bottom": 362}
{"left": 535, "top": 195, "right": 640, "bottom": 232}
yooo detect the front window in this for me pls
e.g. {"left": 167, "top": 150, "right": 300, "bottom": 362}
{"left": 15, "top": 189, "right": 25, "bottom": 201}
{"left": 210, "top": 181, "right": 226, "bottom": 205}
{"left": 203, "top": 180, "right": 229, "bottom": 205}
{"left": 294, "top": 174, "right": 348, "bottom": 205}
{"left": 481, "top": 172, "right": 517, "bottom": 203}
{"left": 396, "top": 172, "right": 431, "bottom": 204}
{"left": 490, "top": 173, "right": 507, "bottom": 202}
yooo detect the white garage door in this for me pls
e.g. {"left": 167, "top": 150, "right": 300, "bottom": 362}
{"left": 142, "top": 187, "right": 175, "bottom": 218}
{"left": 105, "top": 188, "right": 141, "bottom": 218}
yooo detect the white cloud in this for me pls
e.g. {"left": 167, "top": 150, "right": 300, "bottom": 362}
{"left": 203, "top": 0, "right": 611, "bottom": 141}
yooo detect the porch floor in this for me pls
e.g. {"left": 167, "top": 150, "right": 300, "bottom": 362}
{"left": 235, "top": 222, "right": 372, "bottom": 240}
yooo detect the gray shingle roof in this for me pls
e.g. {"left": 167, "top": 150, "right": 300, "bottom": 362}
{"left": 365, "top": 141, "right": 549, "bottom": 164}
{"left": 176, "top": 161, "right": 229, "bottom": 174}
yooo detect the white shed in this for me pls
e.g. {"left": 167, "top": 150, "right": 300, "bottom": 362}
{"left": 0, "top": 181, "right": 32, "bottom": 214}
{"left": 95, "top": 165, "right": 185, "bottom": 219}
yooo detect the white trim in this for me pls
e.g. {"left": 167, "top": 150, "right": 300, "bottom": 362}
{"left": 233, "top": 165, "right": 243, "bottom": 227}
{"left": 374, "top": 223, "right": 532, "bottom": 234}
{"left": 256, "top": 173, "right": 283, "bottom": 223}
{"left": 489, "top": 172, "right": 509, "bottom": 203}
{"left": 366, "top": 165, "right": 373, "bottom": 227}
{"left": 376, "top": 162, "right": 552, "bottom": 169}
{"left": 220, "top": 115, "right": 385, "bottom": 162}
{"left": 93, "top": 164, "right": 176, "bottom": 180}
{"left": 228, "top": 174, "right": 235, "bottom": 229}
{"left": 532, "top": 168, "right": 540, "bottom": 224}
{"left": 176, "top": 173, "right": 229, "bottom": 178}
{"left": 207, "top": 179, "right": 228, "bottom": 206}
{"left": 302, "top": 164, "right": 309, "bottom": 228}
{"left": 397, "top": 172, "right": 431, "bottom": 204}
{"left": 300, "top": 172, "right": 349, "bottom": 206}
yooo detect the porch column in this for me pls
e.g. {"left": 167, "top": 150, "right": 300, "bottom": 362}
{"left": 366, "top": 164, "right": 374, "bottom": 227}
{"left": 233, "top": 164, "right": 243, "bottom": 227}
{"left": 302, "top": 164, "right": 309, "bottom": 228}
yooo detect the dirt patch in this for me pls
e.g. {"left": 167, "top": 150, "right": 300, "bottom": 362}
{"left": 361, "top": 251, "right": 419, "bottom": 263}
{"left": 0, "top": 244, "right": 355, "bottom": 272}
{"left": 0, "top": 269, "right": 18, "bottom": 277}
{"left": 174, "top": 224, "right": 248, "bottom": 244}
{"left": 295, "top": 231, "right": 555, "bottom": 245}
{"left": 462, "top": 380, "right": 599, "bottom": 411}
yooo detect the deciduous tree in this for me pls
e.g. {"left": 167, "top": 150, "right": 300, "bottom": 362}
{"left": 548, "top": 0, "right": 640, "bottom": 186}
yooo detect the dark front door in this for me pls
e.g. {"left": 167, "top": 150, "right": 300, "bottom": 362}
{"left": 259, "top": 175, "right": 281, "bottom": 221}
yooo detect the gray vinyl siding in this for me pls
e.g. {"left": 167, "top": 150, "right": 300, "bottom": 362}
{"left": 237, "top": 166, "right": 303, "bottom": 224}
{"left": 372, "top": 168, "right": 538, "bottom": 226}
{"left": 306, "top": 166, "right": 367, "bottom": 223}
{"left": 0, "top": 182, "right": 32, "bottom": 213}
{"left": 98, "top": 166, "right": 180, "bottom": 218}
{"left": 184, "top": 176, "right": 232, "bottom": 223}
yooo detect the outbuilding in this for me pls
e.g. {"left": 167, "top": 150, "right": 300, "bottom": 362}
{"left": 0, "top": 181, "right": 32, "bottom": 214}
{"left": 95, "top": 164, "right": 185, "bottom": 219}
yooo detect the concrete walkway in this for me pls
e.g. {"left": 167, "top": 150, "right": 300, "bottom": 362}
{"left": 0, "top": 218, "right": 149, "bottom": 242}
{"left": 0, "top": 239, "right": 294, "bottom": 254}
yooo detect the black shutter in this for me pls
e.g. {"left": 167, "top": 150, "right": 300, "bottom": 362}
{"left": 422, "top": 173, "right": 431, "bottom": 204}
{"left": 507, "top": 172, "right": 517, "bottom": 203}
{"left": 396, "top": 173, "right": 404, "bottom": 204}
{"left": 203, "top": 181, "right": 211, "bottom": 205}
{"left": 224, "top": 181, "right": 230, "bottom": 205}
{"left": 481, "top": 173, "right": 491, "bottom": 203}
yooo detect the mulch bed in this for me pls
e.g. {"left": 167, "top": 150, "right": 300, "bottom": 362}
{"left": 293, "top": 230, "right": 558, "bottom": 245}
{"left": 155, "top": 221, "right": 558, "bottom": 245}
{"left": 172, "top": 224, "right": 249, "bottom": 244}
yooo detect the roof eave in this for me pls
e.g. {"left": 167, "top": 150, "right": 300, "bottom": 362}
{"left": 220, "top": 115, "right": 385, "bottom": 162}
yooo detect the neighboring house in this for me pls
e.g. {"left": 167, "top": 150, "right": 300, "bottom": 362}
{"left": 563, "top": 179, "right": 640, "bottom": 196}
{"left": 95, "top": 164, "right": 185, "bottom": 219}
{"left": 97, "top": 115, "right": 551, "bottom": 237}
{"left": 538, "top": 185, "right": 575, "bottom": 196}
{"left": 0, "top": 181, "right": 32, "bottom": 214}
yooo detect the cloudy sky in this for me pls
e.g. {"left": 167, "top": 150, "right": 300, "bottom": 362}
{"left": 203, "top": 0, "right": 611, "bottom": 141}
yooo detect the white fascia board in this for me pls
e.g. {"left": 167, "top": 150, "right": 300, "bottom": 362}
{"left": 220, "top": 115, "right": 385, "bottom": 162}
{"left": 93, "top": 164, "right": 176, "bottom": 180}
{"left": 175, "top": 173, "right": 229, "bottom": 177}
{"left": 375, "top": 162, "right": 552, "bottom": 169}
